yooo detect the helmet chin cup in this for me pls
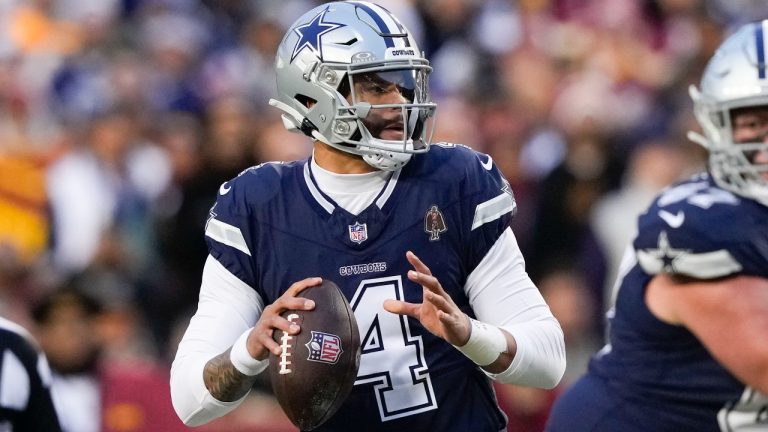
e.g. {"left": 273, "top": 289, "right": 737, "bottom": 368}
{"left": 362, "top": 150, "right": 412, "bottom": 171}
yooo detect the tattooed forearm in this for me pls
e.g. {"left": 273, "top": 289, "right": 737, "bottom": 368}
{"left": 203, "top": 348, "right": 258, "bottom": 402}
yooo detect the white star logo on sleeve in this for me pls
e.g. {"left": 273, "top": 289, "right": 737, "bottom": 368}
{"left": 637, "top": 231, "right": 742, "bottom": 278}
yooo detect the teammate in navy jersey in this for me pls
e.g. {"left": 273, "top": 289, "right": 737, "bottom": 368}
{"left": 170, "top": 2, "right": 565, "bottom": 431}
{"left": 0, "top": 317, "right": 62, "bottom": 431}
{"left": 546, "top": 20, "right": 768, "bottom": 432}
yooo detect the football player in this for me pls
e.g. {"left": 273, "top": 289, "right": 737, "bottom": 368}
{"left": 546, "top": 20, "right": 768, "bottom": 431}
{"left": 170, "top": 1, "right": 565, "bottom": 431}
{"left": 0, "top": 317, "right": 62, "bottom": 431}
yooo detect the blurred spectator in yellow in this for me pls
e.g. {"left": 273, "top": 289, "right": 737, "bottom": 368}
{"left": 0, "top": 153, "right": 48, "bottom": 267}
{"left": 5, "top": 0, "right": 83, "bottom": 56}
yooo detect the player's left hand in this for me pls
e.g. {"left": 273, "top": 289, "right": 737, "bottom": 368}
{"left": 384, "top": 251, "right": 471, "bottom": 346}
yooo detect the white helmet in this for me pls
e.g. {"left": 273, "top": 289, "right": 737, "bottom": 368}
{"left": 689, "top": 20, "right": 768, "bottom": 206}
{"left": 269, "top": 1, "right": 437, "bottom": 171}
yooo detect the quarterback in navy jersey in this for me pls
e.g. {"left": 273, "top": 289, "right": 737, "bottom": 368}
{"left": 547, "top": 20, "right": 768, "bottom": 432}
{"left": 170, "top": 2, "right": 565, "bottom": 432}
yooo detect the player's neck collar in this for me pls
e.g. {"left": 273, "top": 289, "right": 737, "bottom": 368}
{"left": 310, "top": 156, "right": 390, "bottom": 194}
{"left": 305, "top": 157, "right": 401, "bottom": 214}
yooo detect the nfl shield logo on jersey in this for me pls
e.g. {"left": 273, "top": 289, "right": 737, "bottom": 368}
{"left": 348, "top": 222, "right": 368, "bottom": 244}
{"left": 305, "top": 331, "right": 343, "bottom": 364}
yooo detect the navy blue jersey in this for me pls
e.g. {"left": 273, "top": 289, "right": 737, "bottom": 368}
{"left": 205, "top": 144, "right": 517, "bottom": 431}
{"left": 547, "top": 174, "right": 768, "bottom": 431}
{"left": 0, "top": 319, "right": 62, "bottom": 432}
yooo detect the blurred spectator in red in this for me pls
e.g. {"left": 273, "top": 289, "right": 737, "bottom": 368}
{"left": 496, "top": 384, "right": 558, "bottom": 432}
{"left": 495, "top": 268, "right": 603, "bottom": 432}
{"left": 538, "top": 270, "right": 602, "bottom": 387}
{"left": 524, "top": 104, "right": 624, "bottom": 319}
{"left": 31, "top": 286, "right": 187, "bottom": 432}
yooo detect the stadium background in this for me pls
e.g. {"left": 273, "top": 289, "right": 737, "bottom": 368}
{"left": 0, "top": 0, "right": 764, "bottom": 430}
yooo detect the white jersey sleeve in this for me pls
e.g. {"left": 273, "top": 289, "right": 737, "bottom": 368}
{"left": 464, "top": 227, "right": 566, "bottom": 388}
{"left": 170, "top": 255, "right": 265, "bottom": 426}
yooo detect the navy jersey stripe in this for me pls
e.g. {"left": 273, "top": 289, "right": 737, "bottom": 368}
{"left": 353, "top": 2, "right": 395, "bottom": 48}
{"left": 374, "top": 2, "right": 411, "bottom": 48}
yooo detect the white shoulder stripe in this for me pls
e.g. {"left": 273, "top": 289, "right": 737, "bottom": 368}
{"left": 471, "top": 193, "right": 516, "bottom": 231}
{"left": 637, "top": 249, "right": 743, "bottom": 279}
{"left": 1, "top": 349, "right": 29, "bottom": 410}
{"left": 205, "top": 219, "right": 252, "bottom": 256}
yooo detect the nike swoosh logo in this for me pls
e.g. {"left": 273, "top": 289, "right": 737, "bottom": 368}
{"left": 219, "top": 182, "right": 231, "bottom": 195}
{"left": 480, "top": 154, "right": 493, "bottom": 171}
{"left": 658, "top": 210, "right": 684, "bottom": 228}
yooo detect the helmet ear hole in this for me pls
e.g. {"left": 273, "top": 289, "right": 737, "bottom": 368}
{"left": 295, "top": 94, "right": 317, "bottom": 109}
{"left": 714, "top": 111, "right": 726, "bottom": 128}
{"left": 337, "top": 75, "right": 351, "bottom": 99}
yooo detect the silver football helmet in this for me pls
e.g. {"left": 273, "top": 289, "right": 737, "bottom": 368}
{"left": 269, "top": 1, "right": 436, "bottom": 171}
{"left": 689, "top": 20, "right": 768, "bottom": 206}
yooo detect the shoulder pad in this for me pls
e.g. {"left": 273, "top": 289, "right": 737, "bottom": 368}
{"left": 634, "top": 176, "right": 768, "bottom": 279}
{"left": 217, "top": 161, "right": 302, "bottom": 212}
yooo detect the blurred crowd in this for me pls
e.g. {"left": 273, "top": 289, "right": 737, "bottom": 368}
{"left": 0, "top": 0, "right": 766, "bottom": 431}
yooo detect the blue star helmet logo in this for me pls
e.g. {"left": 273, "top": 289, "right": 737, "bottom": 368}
{"left": 290, "top": 8, "right": 346, "bottom": 63}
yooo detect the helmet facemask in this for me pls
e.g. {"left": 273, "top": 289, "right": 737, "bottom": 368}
{"left": 329, "top": 62, "right": 436, "bottom": 170}
{"left": 689, "top": 87, "right": 768, "bottom": 206}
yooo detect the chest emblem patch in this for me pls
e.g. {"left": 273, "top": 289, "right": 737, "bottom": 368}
{"left": 348, "top": 221, "right": 368, "bottom": 244}
{"left": 424, "top": 205, "right": 447, "bottom": 241}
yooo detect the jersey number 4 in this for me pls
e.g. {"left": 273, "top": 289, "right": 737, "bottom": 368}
{"left": 350, "top": 276, "right": 438, "bottom": 421}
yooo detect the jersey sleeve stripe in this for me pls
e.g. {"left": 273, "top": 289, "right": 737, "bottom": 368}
{"left": 1, "top": 349, "right": 30, "bottom": 410}
{"left": 471, "top": 193, "right": 516, "bottom": 231}
{"left": 637, "top": 249, "right": 743, "bottom": 279}
{"left": 205, "top": 218, "right": 252, "bottom": 256}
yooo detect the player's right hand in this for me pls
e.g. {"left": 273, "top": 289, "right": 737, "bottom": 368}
{"left": 246, "top": 277, "right": 320, "bottom": 360}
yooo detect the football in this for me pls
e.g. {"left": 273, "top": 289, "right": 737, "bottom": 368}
{"left": 268, "top": 279, "right": 361, "bottom": 431}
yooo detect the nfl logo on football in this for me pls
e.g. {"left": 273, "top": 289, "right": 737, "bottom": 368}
{"left": 348, "top": 222, "right": 368, "bottom": 244}
{"left": 306, "top": 331, "right": 343, "bottom": 364}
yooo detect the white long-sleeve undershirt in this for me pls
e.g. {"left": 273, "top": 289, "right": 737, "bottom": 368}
{"left": 170, "top": 228, "right": 566, "bottom": 425}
